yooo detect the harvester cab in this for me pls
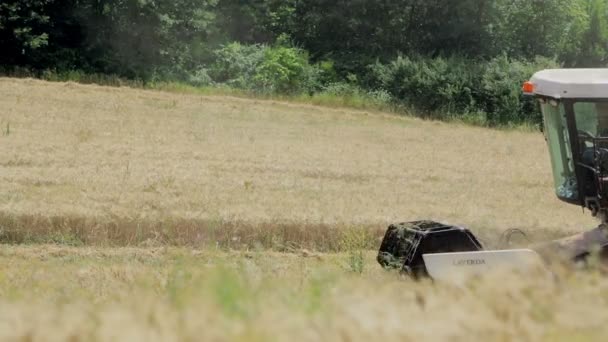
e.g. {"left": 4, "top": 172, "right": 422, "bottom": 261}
{"left": 524, "top": 69, "right": 608, "bottom": 220}
{"left": 377, "top": 69, "right": 608, "bottom": 281}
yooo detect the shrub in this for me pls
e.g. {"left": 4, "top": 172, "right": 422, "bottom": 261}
{"left": 188, "top": 67, "right": 214, "bottom": 87}
{"left": 366, "top": 89, "right": 393, "bottom": 106}
{"left": 311, "top": 82, "right": 392, "bottom": 109}
{"left": 479, "top": 56, "right": 558, "bottom": 126}
{"left": 317, "top": 60, "right": 339, "bottom": 85}
{"left": 368, "top": 55, "right": 559, "bottom": 126}
{"left": 369, "top": 56, "right": 477, "bottom": 118}
{"left": 320, "top": 82, "right": 362, "bottom": 97}
{"left": 253, "top": 46, "right": 315, "bottom": 94}
{"left": 207, "top": 42, "right": 321, "bottom": 95}
{"left": 208, "top": 43, "right": 267, "bottom": 89}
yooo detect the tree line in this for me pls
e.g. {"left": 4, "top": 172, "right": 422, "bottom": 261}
{"left": 2, "top": 0, "right": 608, "bottom": 126}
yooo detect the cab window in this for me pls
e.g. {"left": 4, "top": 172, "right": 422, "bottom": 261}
{"left": 541, "top": 100, "right": 577, "bottom": 200}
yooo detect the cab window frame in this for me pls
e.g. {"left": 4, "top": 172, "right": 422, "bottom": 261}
{"left": 561, "top": 98, "right": 608, "bottom": 206}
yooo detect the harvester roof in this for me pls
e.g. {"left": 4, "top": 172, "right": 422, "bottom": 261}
{"left": 527, "top": 69, "right": 608, "bottom": 99}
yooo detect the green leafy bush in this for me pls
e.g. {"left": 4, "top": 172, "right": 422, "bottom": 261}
{"left": 188, "top": 67, "right": 214, "bottom": 87}
{"left": 208, "top": 43, "right": 266, "bottom": 89}
{"left": 370, "top": 56, "right": 477, "bottom": 118}
{"left": 369, "top": 55, "right": 559, "bottom": 126}
{"left": 478, "top": 56, "right": 558, "bottom": 126}
{"left": 311, "top": 82, "right": 392, "bottom": 109}
{"left": 207, "top": 42, "right": 321, "bottom": 95}
{"left": 253, "top": 46, "right": 316, "bottom": 94}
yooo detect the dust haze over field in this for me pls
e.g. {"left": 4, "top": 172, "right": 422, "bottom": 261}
{"left": 1, "top": 78, "right": 607, "bottom": 341}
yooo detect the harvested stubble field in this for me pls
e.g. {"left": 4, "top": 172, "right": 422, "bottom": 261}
{"left": 1, "top": 78, "right": 607, "bottom": 341}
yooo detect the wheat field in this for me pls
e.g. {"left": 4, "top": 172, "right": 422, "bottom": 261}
{"left": 1, "top": 78, "right": 607, "bottom": 341}
{"left": 0, "top": 77, "right": 597, "bottom": 247}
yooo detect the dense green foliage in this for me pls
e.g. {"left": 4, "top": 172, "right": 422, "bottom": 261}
{"left": 2, "top": 0, "right": 608, "bottom": 126}
{"left": 369, "top": 56, "right": 559, "bottom": 125}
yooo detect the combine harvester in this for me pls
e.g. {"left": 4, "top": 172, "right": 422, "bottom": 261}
{"left": 378, "top": 69, "right": 608, "bottom": 281}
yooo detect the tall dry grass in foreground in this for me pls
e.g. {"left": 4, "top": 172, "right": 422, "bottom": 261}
{"left": 0, "top": 245, "right": 607, "bottom": 341}
{"left": 0, "top": 77, "right": 598, "bottom": 248}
